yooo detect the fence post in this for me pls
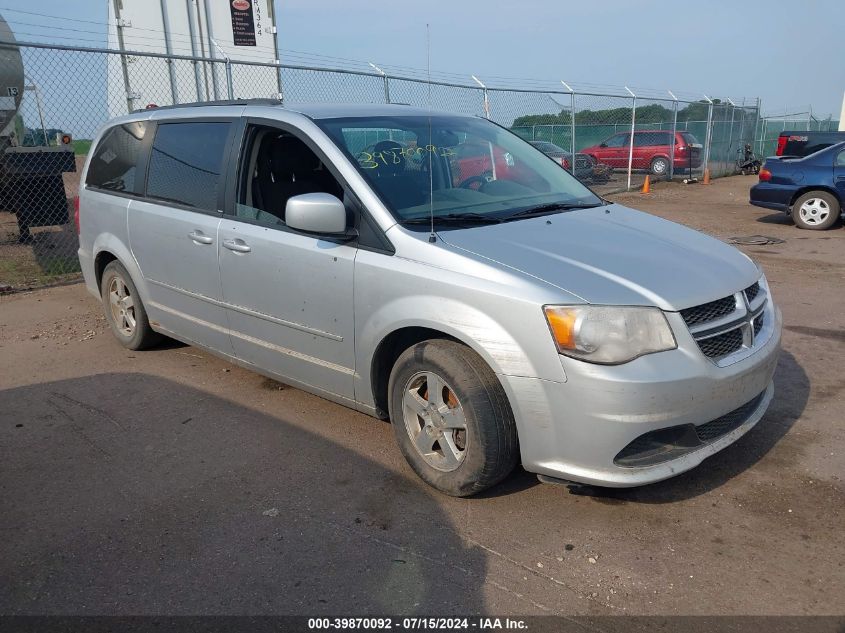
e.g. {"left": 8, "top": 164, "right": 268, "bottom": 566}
{"left": 472, "top": 75, "right": 490, "bottom": 119}
{"left": 225, "top": 60, "right": 234, "bottom": 99}
{"left": 754, "top": 97, "right": 762, "bottom": 156}
{"left": 668, "top": 90, "right": 679, "bottom": 180}
{"left": 726, "top": 98, "right": 737, "bottom": 176}
{"left": 210, "top": 39, "right": 234, "bottom": 99}
{"left": 702, "top": 94, "right": 714, "bottom": 177}
{"left": 625, "top": 86, "right": 636, "bottom": 191}
{"left": 158, "top": 0, "right": 180, "bottom": 104}
{"left": 111, "top": 0, "right": 135, "bottom": 113}
{"left": 736, "top": 98, "right": 748, "bottom": 165}
{"left": 184, "top": 0, "right": 206, "bottom": 100}
{"left": 562, "top": 81, "right": 575, "bottom": 174}
{"left": 369, "top": 63, "right": 390, "bottom": 103}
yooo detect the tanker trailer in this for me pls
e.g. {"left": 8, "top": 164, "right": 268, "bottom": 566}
{"left": 1, "top": 14, "right": 75, "bottom": 243}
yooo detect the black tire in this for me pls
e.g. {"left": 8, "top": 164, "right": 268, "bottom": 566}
{"left": 650, "top": 156, "right": 670, "bottom": 176}
{"left": 100, "top": 260, "right": 162, "bottom": 350}
{"left": 792, "top": 191, "right": 841, "bottom": 231}
{"left": 388, "top": 339, "right": 518, "bottom": 497}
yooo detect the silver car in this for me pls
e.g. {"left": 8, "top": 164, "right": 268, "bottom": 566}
{"left": 77, "top": 102, "right": 782, "bottom": 496}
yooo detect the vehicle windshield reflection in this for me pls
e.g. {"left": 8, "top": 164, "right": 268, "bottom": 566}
{"left": 317, "top": 115, "right": 602, "bottom": 225}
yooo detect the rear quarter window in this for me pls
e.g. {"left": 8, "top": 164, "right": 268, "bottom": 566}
{"left": 681, "top": 132, "right": 700, "bottom": 146}
{"left": 85, "top": 121, "right": 147, "bottom": 192}
{"left": 146, "top": 121, "right": 232, "bottom": 211}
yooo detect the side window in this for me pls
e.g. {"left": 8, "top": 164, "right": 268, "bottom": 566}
{"left": 85, "top": 121, "right": 147, "bottom": 192}
{"left": 836, "top": 150, "right": 845, "bottom": 167}
{"left": 146, "top": 121, "right": 231, "bottom": 211}
{"left": 235, "top": 125, "right": 344, "bottom": 228}
{"left": 604, "top": 134, "right": 628, "bottom": 148}
{"left": 635, "top": 132, "right": 669, "bottom": 147}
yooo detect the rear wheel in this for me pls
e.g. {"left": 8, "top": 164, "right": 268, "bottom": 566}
{"left": 792, "top": 191, "right": 840, "bottom": 230}
{"left": 388, "top": 339, "right": 518, "bottom": 497}
{"left": 650, "top": 156, "right": 670, "bottom": 176}
{"left": 100, "top": 261, "right": 162, "bottom": 350}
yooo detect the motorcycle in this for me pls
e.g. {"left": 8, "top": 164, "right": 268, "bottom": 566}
{"left": 736, "top": 143, "right": 762, "bottom": 175}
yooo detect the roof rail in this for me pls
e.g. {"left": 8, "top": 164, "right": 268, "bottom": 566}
{"left": 134, "top": 98, "right": 282, "bottom": 113}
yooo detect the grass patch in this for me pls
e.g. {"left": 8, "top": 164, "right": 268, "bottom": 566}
{"left": 73, "top": 139, "right": 92, "bottom": 156}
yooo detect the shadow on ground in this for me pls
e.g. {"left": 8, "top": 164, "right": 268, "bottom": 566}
{"left": 754, "top": 212, "right": 793, "bottom": 225}
{"left": 0, "top": 373, "right": 485, "bottom": 615}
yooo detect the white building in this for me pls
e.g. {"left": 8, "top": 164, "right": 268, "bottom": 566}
{"left": 107, "top": 0, "right": 281, "bottom": 117}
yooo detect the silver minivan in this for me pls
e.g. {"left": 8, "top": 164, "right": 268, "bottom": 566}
{"left": 77, "top": 102, "right": 782, "bottom": 496}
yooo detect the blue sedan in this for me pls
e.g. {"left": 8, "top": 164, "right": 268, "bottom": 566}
{"left": 750, "top": 141, "right": 845, "bottom": 230}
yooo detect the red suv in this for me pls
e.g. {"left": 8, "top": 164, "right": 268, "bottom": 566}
{"left": 581, "top": 130, "right": 703, "bottom": 176}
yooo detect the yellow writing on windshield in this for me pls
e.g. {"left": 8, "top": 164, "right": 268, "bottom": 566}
{"left": 358, "top": 145, "right": 457, "bottom": 169}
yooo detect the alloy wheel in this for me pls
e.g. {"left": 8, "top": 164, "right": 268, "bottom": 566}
{"left": 108, "top": 276, "right": 136, "bottom": 336}
{"left": 402, "top": 371, "right": 468, "bottom": 472}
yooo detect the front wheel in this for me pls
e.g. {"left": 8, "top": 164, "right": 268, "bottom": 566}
{"left": 792, "top": 191, "right": 840, "bottom": 230}
{"left": 388, "top": 339, "right": 518, "bottom": 497}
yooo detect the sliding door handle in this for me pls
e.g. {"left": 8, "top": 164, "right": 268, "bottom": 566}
{"left": 222, "top": 238, "right": 252, "bottom": 253}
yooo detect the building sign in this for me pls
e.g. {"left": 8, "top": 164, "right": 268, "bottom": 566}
{"left": 229, "top": 0, "right": 257, "bottom": 46}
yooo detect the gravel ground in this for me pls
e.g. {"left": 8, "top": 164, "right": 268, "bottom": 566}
{"left": 0, "top": 175, "right": 843, "bottom": 616}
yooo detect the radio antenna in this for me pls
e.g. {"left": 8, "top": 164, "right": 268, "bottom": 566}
{"left": 426, "top": 23, "right": 436, "bottom": 243}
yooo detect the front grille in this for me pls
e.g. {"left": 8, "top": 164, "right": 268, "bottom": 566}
{"left": 574, "top": 154, "right": 592, "bottom": 169}
{"left": 753, "top": 311, "right": 764, "bottom": 336}
{"left": 697, "top": 328, "right": 744, "bottom": 359}
{"left": 681, "top": 295, "right": 736, "bottom": 326}
{"left": 614, "top": 390, "right": 766, "bottom": 467}
{"left": 681, "top": 280, "right": 768, "bottom": 363}
{"left": 745, "top": 282, "right": 760, "bottom": 303}
{"left": 694, "top": 392, "right": 766, "bottom": 442}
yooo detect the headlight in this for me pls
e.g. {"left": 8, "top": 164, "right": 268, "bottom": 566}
{"left": 543, "top": 305, "right": 677, "bottom": 364}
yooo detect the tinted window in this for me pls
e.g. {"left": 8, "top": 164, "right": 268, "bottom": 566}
{"left": 604, "top": 134, "right": 628, "bottom": 148}
{"left": 86, "top": 121, "right": 147, "bottom": 192}
{"left": 635, "top": 132, "right": 671, "bottom": 147}
{"left": 146, "top": 122, "right": 231, "bottom": 211}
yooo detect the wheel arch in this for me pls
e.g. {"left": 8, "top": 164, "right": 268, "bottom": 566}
{"left": 90, "top": 234, "right": 150, "bottom": 304}
{"left": 369, "top": 326, "right": 461, "bottom": 419}
{"left": 789, "top": 186, "right": 843, "bottom": 209}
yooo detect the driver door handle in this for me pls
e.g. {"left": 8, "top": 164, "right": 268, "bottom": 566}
{"left": 222, "top": 238, "right": 252, "bottom": 253}
{"left": 188, "top": 230, "right": 214, "bottom": 245}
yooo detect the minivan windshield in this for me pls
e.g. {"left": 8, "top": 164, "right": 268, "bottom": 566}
{"left": 317, "top": 115, "right": 602, "bottom": 225}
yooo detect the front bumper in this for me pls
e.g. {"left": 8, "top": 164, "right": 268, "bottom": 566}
{"left": 501, "top": 303, "right": 782, "bottom": 487}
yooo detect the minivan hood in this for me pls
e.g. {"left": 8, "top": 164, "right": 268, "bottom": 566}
{"left": 437, "top": 204, "right": 759, "bottom": 311}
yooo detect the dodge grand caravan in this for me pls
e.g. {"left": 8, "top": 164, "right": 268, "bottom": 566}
{"left": 77, "top": 101, "right": 782, "bottom": 497}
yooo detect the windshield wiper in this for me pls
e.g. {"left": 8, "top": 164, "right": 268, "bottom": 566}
{"left": 502, "top": 201, "right": 602, "bottom": 221}
{"left": 402, "top": 212, "right": 503, "bottom": 225}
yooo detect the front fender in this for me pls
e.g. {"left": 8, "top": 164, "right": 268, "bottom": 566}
{"left": 354, "top": 293, "right": 567, "bottom": 411}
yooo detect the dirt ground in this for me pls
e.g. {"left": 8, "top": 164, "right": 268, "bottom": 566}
{"left": 1, "top": 175, "right": 843, "bottom": 616}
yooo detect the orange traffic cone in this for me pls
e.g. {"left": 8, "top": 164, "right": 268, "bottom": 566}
{"left": 702, "top": 168, "right": 711, "bottom": 185}
{"left": 641, "top": 175, "right": 651, "bottom": 194}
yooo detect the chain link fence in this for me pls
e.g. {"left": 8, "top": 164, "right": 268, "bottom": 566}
{"left": 0, "top": 39, "right": 789, "bottom": 291}
{"left": 755, "top": 109, "right": 841, "bottom": 158}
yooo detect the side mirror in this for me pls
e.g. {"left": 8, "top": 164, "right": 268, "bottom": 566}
{"left": 599, "top": 142, "right": 608, "bottom": 148}
{"left": 285, "top": 193, "right": 347, "bottom": 235}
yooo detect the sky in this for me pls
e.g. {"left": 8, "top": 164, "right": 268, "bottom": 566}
{"left": 2, "top": 0, "right": 843, "bottom": 118}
